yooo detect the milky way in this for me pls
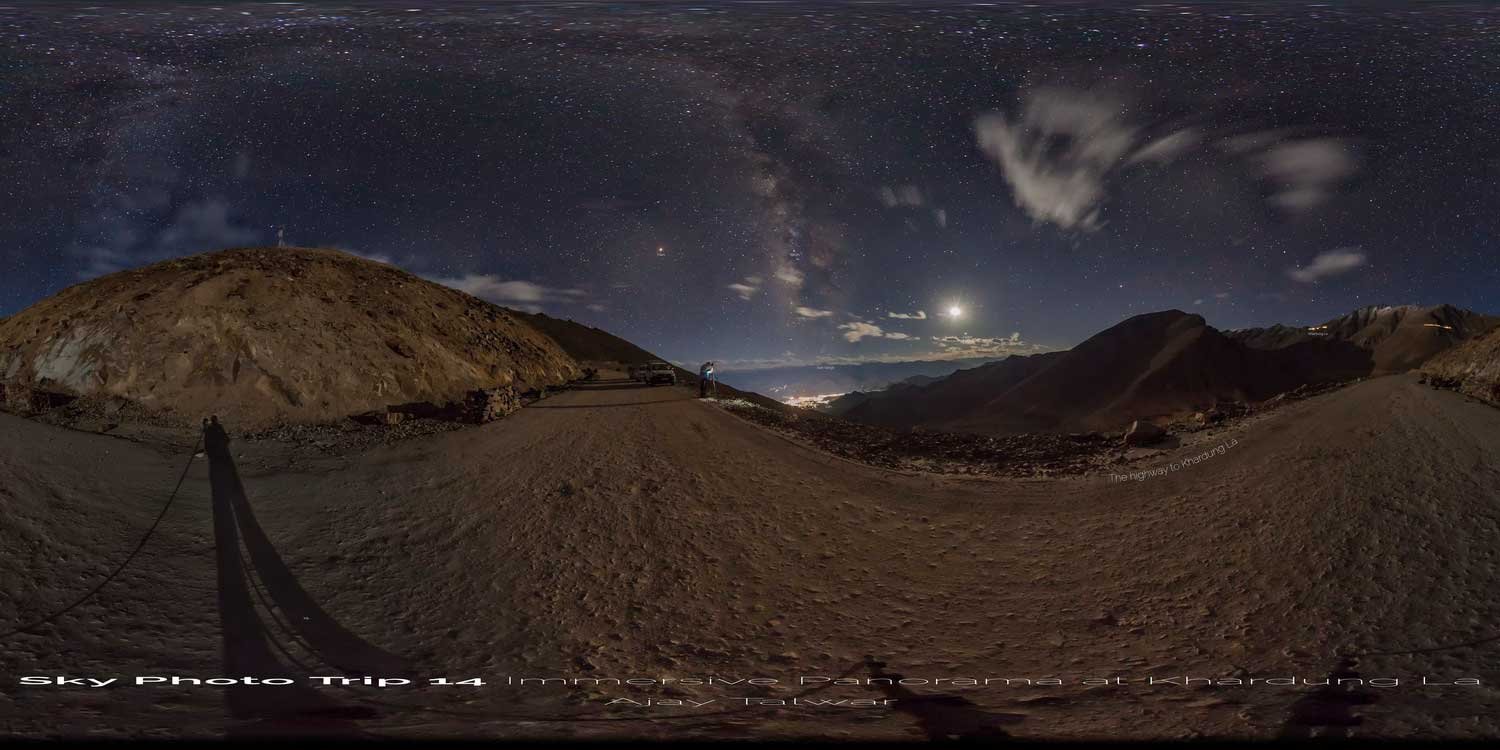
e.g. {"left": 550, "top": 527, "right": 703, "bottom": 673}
{"left": 2, "top": 2, "right": 1497, "bottom": 367}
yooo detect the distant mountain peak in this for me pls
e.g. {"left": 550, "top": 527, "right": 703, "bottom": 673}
{"left": 833, "top": 304, "right": 1498, "bottom": 438}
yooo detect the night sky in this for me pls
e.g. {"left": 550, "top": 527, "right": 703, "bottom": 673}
{"left": 2, "top": 2, "right": 1497, "bottom": 369}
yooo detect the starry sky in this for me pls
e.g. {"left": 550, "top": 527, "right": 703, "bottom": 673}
{"left": 2, "top": 2, "right": 1497, "bottom": 369}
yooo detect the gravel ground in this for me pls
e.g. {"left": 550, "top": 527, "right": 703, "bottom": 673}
{"left": 3, "top": 374, "right": 1500, "bottom": 740}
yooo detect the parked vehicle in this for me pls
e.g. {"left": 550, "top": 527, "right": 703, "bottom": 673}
{"left": 645, "top": 361, "right": 677, "bottom": 386}
{"left": 629, "top": 363, "right": 650, "bottom": 382}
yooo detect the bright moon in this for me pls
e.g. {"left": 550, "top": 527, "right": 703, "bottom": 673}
{"left": 947, "top": 305, "right": 963, "bottom": 318}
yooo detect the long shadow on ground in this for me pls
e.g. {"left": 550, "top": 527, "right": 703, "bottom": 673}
{"left": 204, "top": 419, "right": 392, "bottom": 736}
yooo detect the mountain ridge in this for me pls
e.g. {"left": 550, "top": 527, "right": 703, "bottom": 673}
{"left": 829, "top": 304, "right": 1494, "bottom": 436}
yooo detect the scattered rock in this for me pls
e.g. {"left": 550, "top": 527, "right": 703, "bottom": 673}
{"left": 716, "top": 397, "right": 1124, "bottom": 478}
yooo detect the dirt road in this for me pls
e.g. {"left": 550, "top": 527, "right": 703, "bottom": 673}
{"left": 3, "top": 374, "right": 1500, "bottom": 739}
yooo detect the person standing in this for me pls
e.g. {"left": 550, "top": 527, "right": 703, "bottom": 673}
{"left": 698, "top": 361, "right": 715, "bottom": 398}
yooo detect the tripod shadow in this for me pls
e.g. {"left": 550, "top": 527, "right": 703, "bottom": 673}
{"left": 204, "top": 417, "right": 397, "bottom": 734}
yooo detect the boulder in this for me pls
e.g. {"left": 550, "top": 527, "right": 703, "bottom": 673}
{"left": 1123, "top": 420, "right": 1167, "bottom": 446}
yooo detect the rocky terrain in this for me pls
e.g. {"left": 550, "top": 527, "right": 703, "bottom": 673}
{"left": 0, "top": 248, "right": 580, "bottom": 429}
{"left": 722, "top": 394, "right": 1118, "bottom": 477}
{"left": 828, "top": 305, "right": 1496, "bottom": 438}
{"left": 829, "top": 310, "right": 1372, "bottom": 436}
{"left": 1230, "top": 304, "right": 1498, "bottom": 373}
{"left": 6, "top": 372, "right": 1500, "bottom": 741}
{"left": 729, "top": 376, "right": 1345, "bottom": 479}
{"left": 1421, "top": 326, "right": 1500, "bottom": 407}
{"left": 4, "top": 251, "right": 1500, "bottom": 741}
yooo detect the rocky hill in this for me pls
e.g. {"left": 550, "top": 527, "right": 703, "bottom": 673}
{"left": 1230, "top": 304, "right": 1498, "bottom": 373}
{"left": 941, "top": 310, "right": 1372, "bottom": 434}
{"left": 1421, "top": 326, "right": 1500, "bottom": 407}
{"left": 831, "top": 311, "right": 1373, "bottom": 436}
{"left": 832, "top": 304, "right": 1496, "bottom": 437}
{"left": 0, "top": 247, "right": 580, "bottom": 428}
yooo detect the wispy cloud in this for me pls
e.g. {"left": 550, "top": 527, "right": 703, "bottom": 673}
{"left": 839, "top": 321, "right": 887, "bottom": 342}
{"left": 973, "top": 88, "right": 1143, "bottom": 231}
{"left": 728, "top": 274, "right": 764, "bottom": 301}
{"left": 794, "top": 306, "right": 834, "bottom": 319}
{"left": 975, "top": 86, "right": 1358, "bottom": 231}
{"left": 929, "top": 332, "right": 1041, "bottom": 359}
{"left": 1257, "top": 138, "right": 1358, "bottom": 211}
{"left": 429, "top": 273, "right": 588, "bottom": 313}
{"left": 887, "top": 310, "right": 927, "bottom": 320}
{"left": 1288, "top": 247, "right": 1367, "bottom": 283}
{"left": 1126, "top": 128, "right": 1202, "bottom": 166}
{"left": 877, "top": 184, "right": 925, "bottom": 208}
{"left": 839, "top": 320, "right": 918, "bottom": 343}
{"left": 774, "top": 265, "right": 805, "bottom": 288}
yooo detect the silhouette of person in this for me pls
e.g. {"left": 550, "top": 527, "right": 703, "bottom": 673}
{"left": 699, "top": 361, "right": 715, "bottom": 398}
{"left": 203, "top": 415, "right": 231, "bottom": 459}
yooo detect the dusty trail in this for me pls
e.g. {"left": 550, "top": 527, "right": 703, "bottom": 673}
{"left": 3, "top": 374, "right": 1500, "bottom": 739}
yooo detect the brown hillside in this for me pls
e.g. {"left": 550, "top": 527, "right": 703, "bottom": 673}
{"left": 941, "top": 310, "right": 1371, "bottom": 435}
{"left": 514, "top": 311, "right": 662, "bottom": 367}
{"left": 0, "top": 247, "right": 579, "bottom": 428}
{"left": 1422, "top": 326, "right": 1500, "bottom": 406}
{"left": 1232, "top": 304, "right": 1498, "bottom": 373}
